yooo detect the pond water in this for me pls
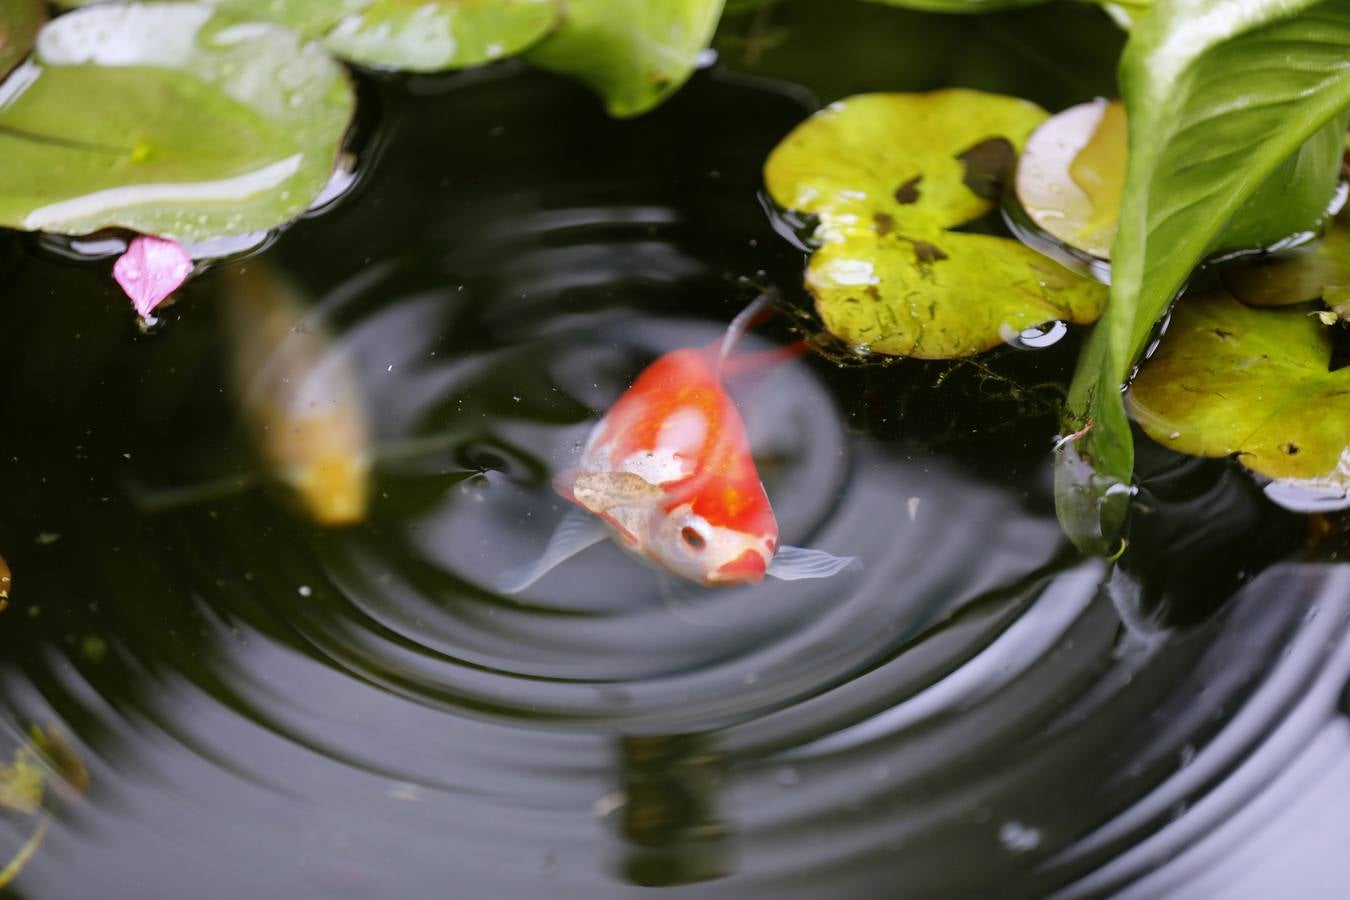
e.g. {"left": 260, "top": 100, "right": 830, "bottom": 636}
{"left": 1, "top": 2, "right": 1349, "bottom": 898}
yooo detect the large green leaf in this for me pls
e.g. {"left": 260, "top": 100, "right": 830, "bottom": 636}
{"left": 0, "top": 3, "right": 353, "bottom": 242}
{"left": 0, "top": 0, "right": 43, "bottom": 81}
{"left": 1055, "top": 0, "right": 1350, "bottom": 552}
{"left": 764, "top": 91, "right": 1107, "bottom": 359}
{"left": 525, "top": 0, "right": 725, "bottom": 118}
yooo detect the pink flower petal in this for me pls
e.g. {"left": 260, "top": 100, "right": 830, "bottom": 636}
{"left": 113, "top": 236, "right": 194, "bottom": 320}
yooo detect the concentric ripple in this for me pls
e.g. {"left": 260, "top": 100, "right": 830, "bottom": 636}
{"left": 0, "top": 40, "right": 1345, "bottom": 900}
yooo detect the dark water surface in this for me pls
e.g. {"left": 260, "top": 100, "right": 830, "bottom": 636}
{"left": 1, "top": 3, "right": 1348, "bottom": 898}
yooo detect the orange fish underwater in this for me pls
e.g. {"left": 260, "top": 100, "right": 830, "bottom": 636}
{"left": 500, "top": 296, "right": 857, "bottom": 592}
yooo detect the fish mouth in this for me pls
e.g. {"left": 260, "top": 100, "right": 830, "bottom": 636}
{"left": 709, "top": 549, "right": 767, "bottom": 585}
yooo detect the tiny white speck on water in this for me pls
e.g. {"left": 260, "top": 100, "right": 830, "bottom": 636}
{"left": 999, "top": 821, "right": 1041, "bottom": 853}
{"left": 907, "top": 497, "right": 921, "bottom": 522}
{"left": 297, "top": 585, "right": 312, "bottom": 597}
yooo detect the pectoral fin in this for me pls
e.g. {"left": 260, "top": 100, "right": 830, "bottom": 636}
{"left": 765, "top": 545, "right": 860, "bottom": 581}
{"left": 571, "top": 470, "right": 666, "bottom": 514}
{"left": 496, "top": 508, "right": 610, "bottom": 594}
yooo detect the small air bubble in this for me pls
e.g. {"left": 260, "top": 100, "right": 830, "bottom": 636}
{"left": 1000, "top": 320, "right": 1068, "bottom": 350}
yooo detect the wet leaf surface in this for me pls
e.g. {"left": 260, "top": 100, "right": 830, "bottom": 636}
{"left": 0, "top": 0, "right": 43, "bottom": 81}
{"left": 1128, "top": 290, "right": 1350, "bottom": 493}
{"left": 1055, "top": 0, "right": 1350, "bottom": 552}
{"left": 1016, "top": 98, "right": 1124, "bottom": 259}
{"left": 0, "top": 3, "right": 353, "bottom": 242}
{"left": 323, "top": 0, "right": 559, "bottom": 71}
{"left": 525, "top": 0, "right": 725, "bottom": 117}
{"left": 1222, "top": 210, "right": 1350, "bottom": 316}
{"left": 58, "top": 0, "right": 560, "bottom": 71}
{"left": 764, "top": 90, "right": 1107, "bottom": 359}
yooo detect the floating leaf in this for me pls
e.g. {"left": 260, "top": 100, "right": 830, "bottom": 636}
{"left": 1056, "top": 0, "right": 1350, "bottom": 552}
{"left": 324, "top": 0, "right": 560, "bottom": 72}
{"left": 525, "top": 0, "right": 725, "bottom": 118}
{"left": 0, "top": 0, "right": 43, "bottom": 81}
{"left": 764, "top": 90, "right": 1107, "bottom": 359}
{"left": 863, "top": 0, "right": 1153, "bottom": 18}
{"left": 114, "top": 236, "right": 195, "bottom": 320}
{"left": 1128, "top": 290, "right": 1350, "bottom": 495}
{"left": 55, "top": 0, "right": 559, "bottom": 71}
{"left": 1221, "top": 210, "right": 1350, "bottom": 315}
{"left": 0, "top": 3, "right": 354, "bottom": 242}
{"left": 53, "top": 0, "right": 368, "bottom": 34}
{"left": 1016, "top": 98, "right": 1125, "bottom": 259}
{"left": 0, "top": 725, "right": 88, "bottom": 890}
{"left": 0, "top": 748, "right": 43, "bottom": 816}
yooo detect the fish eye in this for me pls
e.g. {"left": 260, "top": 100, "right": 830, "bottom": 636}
{"left": 680, "top": 526, "right": 706, "bottom": 550}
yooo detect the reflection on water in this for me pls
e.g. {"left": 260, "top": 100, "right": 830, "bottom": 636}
{"left": 0, "top": 14, "right": 1344, "bottom": 899}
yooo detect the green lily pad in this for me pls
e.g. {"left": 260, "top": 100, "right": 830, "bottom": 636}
{"left": 764, "top": 90, "right": 1108, "bottom": 359}
{"left": 1128, "top": 290, "right": 1350, "bottom": 491}
{"left": 324, "top": 0, "right": 560, "bottom": 71}
{"left": 55, "top": 1, "right": 560, "bottom": 71}
{"left": 0, "top": 3, "right": 353, "bottom": 242}
{"left": 53, "top": 0, "right": 366, "bottom": 35}
{"left": 525, "top": 0, "right": 725, "bottom": 118}
{"left": 1015, "top": 98, "right": 1125, "bottom": 259}
{"left": 1221, "top": 210, "right": 1350, "bottom": 316}
{"left": 0, "top": 0, "right": 43, "bottom": 81}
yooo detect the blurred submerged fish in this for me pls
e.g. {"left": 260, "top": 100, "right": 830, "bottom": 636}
{"left": 220, "top": 262, "right": 372, "bottom": 526}
{"left": 501, "top": 295, "right": 858, "bottom": 592}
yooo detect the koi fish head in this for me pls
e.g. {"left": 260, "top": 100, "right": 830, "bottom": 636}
{"left": 645, "top": 499, "right": 777, "bottom": 587}
{"left": 559, "top": 468, "right": 779, "bottom": 588}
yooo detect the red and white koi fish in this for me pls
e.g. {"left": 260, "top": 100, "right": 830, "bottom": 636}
{"left": 500, "top": 296, "right": 857, "bottom": 592}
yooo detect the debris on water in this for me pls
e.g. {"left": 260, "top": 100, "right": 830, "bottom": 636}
{"left": 0, "top": 555, "right": 9, "bottom": 601}
{"left": 998, "top": 820, "right": 1042, "bottom": 853}
{"left": 298, "top": 585, "right": 313, "bottom": 597}
{"left": 79, "top": 636, "right": 108, "bottom": 663}
{"left": 907, "top": 497, "right": 921, "bottom": 522}
{"left": 113, "top": 236, "right": 194, "bottom": 321}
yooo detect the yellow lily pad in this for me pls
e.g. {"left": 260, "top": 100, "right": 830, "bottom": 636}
{"left": 1221, "top": 210, "right": 1350, "bottom": 316}
{"left": 764, "top": 90, "right": 1108, "bottom": 359}
{"left": 1128, "top": 290, "right": 1350, "bottom": 492}
{"left": 1015, "top": 98, "right": 1125, "bottom": 259}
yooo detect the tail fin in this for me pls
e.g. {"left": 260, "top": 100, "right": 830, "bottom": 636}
{"left": 716, "top": 288, "right": 781, "bottom": 376}
{"left": 720, "top": 341, "right": 808, "bottom": 379}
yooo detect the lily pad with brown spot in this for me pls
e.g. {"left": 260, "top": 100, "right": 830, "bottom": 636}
{"left": 1128, "top": 290, "right": 1350, "bottom": 493}
{"left": 764, "top": 90, "right": 1107, "bottom": 359}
